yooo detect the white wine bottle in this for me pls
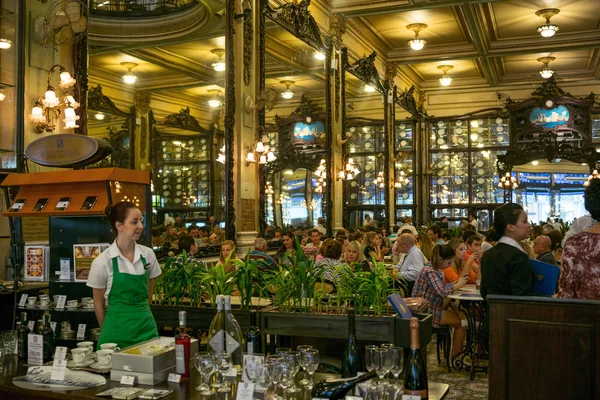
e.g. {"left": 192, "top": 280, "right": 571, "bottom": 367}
{"left": 207, "top": 295, "right": 225, "bottom": 354}
{"left": 223, "top": 295, "right": 245, "bottom": 372}
{"left": 403, "top": 317, "right": 428, "bottom": 399}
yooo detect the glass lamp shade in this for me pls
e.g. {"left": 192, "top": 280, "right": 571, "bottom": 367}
{"left": 537, "top": 24, "right": 559, "bottom": 37}
{"left": 95, "top": 113, "right": 105, "bottom": 120}
{"left": 0, "top": 38, "right": 11, "bottom": 49}
{"left": 216, "top": 153, "right": 226, "bottom": 164}
{"left": 43, "top": 89, "right": 59, "bottom": 108}
{"left": 439, "top": 75, "right": 453, "bottom": 86}
{"left": 539, "top": 67, "right": 554, "bottom": 78}
{"left": 208, "top": 99, "right": 222, "bottom": 108}
{"left": 0, "top": 91, "right": 5, "bottom": 101}
{"left": 314, "top": 51, "right": 326, "bottom": 61}
{"left": 255, "top": 141, "right": 265, "bottom": 153}
{"left": 338, "top": 170, "right": 345, "bottom": 180}
{"left": 266, "top": 151, "right": 276, "bottom": 162}
{"left": 245, "top": 151, "right": 256, "bottom": 164}
{"left": 64, "top": 106, "right": 76, "bottom": 118}
{"left": 30, "top": 106, "right": 45, "bottom": 123}
{"left": 346, "top": 173, "right": 353, "bottom": 180}
{"left": 314, "top": 169, "right": 321, "bottom": 177}
{"left": 212, "top": 62, "right": 226, "bottom": 72}
{"left": 122, "top": 73, "right": 137, "bottom": 84}
{"left": 259, "top": 154, "right": 267, "bottom": 164}
{"left": 408, "top": 38, "right": 426, "bottom": 50}
{"left": 59, "top": 71, "right": 76, "bottom": 88}
{"left": 281, "top": 90, "right": 294, "bottom": 99}
{"left": 64, "top": 118, "right": 79, "bottom": 129}
{"left": 364, "top": 85, "right": 376, "bottom": 93}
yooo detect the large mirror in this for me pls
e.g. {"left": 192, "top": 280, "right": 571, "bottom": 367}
{"left": 259, "top": 0, "right": 331, "bottom": 235}
{"left": 88, "top": 1, "right": 228, "bottom": 231}
{"left": 393, "top": 92, "right": 415, "bottom": 224}
{"left": 342, "top": 50, "right": 387, "bottom": 230}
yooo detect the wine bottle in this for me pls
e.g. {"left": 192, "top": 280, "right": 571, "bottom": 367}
{"left": 17, "top": 312, "right": 29, "bottom": 360}
{"left": 208, "top": 295, "right": 225, "bottom": 353}
{"left": 41, "top": 313, "right": 54, "bottom": 363}
{"left": 311, "top": 370, "right": 376, "bottom": 400}
{"left": 245, "top": 309, "right": 261, "bottom": 355}
{"left": 342, "top": 310, "right": 361, "bottom": 378}
{"left": 175, "top": 311, "right": 191, "bottom": 380}
{"left": 403, "top": 317, "right": 428, "bottom": 399}
{"left": 223, "top": 295, "right": 245, "bottom": 371}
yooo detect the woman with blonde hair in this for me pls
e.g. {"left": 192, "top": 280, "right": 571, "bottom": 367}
{"left": 216, "top": 240, "right": 238, "bottom": 272}
{"left": 444, "top": 238, "right": 478, "bottom": 284}
{"left": 419, "top": 231, "right": 434, "bottom": 261}
{"left": 363, "top": 231, "right": 383, "bottom": 262}
{"left": 343, "top": 240, "right": 370, "bottom": 272}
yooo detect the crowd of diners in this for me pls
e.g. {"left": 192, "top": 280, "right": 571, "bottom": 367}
{"left": 153, "top": 179, "right": 600, "bottom": 362}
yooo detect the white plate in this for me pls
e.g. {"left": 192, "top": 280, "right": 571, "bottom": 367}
{"left": 402, "top": 193, "right": 409, "bottom": 199}
{"left": 477, "top": 192, "right": 485, "bottom": 198}
{"left": 458, "top": 138, "right": 465, "bottom": 144}
{"left": 13, "top": 366, "right": 106, "bottom": 391}
{"left": 496, "top": 118, "right": 503, "bottom": 124}
{"left": 365, "top": 142, "right": 372, "bottom": 148}
{"left": 351, "top": 194, "right": 357, "bottom": 199}
{"left": 437, "top": 121, "right": 445, "bottom": 127}
{"left": 90, "top": 362, "right": 111, "bottom": 371}
{"left": 437, "top": 178, "right": 444, "bottom": 185}
{"left": 65, "top": 305, "right": 80, "bottom": 310}
{"left": 437, "top": 138, "right": 445, "bottom": 145}
{"left": 477, "top": 178, "right": 485, "bottom": 184}
{"left": 401, "top": 140, "right": 408, "bottom": 147}
{"left": 455, "top": 178, "right": 463, "bottom": 184}
{"left": 477, "top": 127, "right": 483, "bottom": 134}
{"left": 496, "top": 126, "right": 504, "bottom": 133}
{"left": 455, "top": 128, "right": 463, "bottom": 134}
{"left": 67, "top": 359, "right": 95, "bottom": 368}
{"left": 400, "top": 124, "right": 406, "bottom": 129}
{"left": 399, "top": 131, "right": 406, "bottom": 138}
{"left": 456, "top": 120, "right": 463, "bottom": 126}
{"left": 476, "top": 160, "right": 483, "bottom": 167}
{"left": 497, "top": 135, "right": 504, "bottom": 142}
{"left": 438, "top": 128, "right": 445, "bottom": 135}
{"left": 477, "top": 169, "right": 484, "bottom": 175}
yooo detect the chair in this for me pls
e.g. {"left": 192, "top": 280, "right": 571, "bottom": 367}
{"left": 432, "top": 325, "right": 452, "bottom": 372}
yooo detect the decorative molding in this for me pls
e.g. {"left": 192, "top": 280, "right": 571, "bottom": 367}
{"left": 159, "top": 107, "right": 213, "bottom": 134}
{"left": 264, "top": 0, "right": 327, "bottom": 52}
{"left": 341, "top": 48, "right": 349, "bottom": 229}
{"left": 225, "top": 0, "right": 236, "bottom": 241}
{"left": 329, "top": 12, "right": 346, "bottom": 50}
{"left": 134, "top": 91, "right": 152, "bottom": 114}
{"left": 385, "top": 62, "right": 398, "bottom": 83}
{"left": 325, "top": 41, "right": 333, "bottom": 236}
{"left": 243, "top": 15, "right": 252, "bottom": 87}
{"left": 258, "top": 0, "right": 267, "bottom": 236}
{"left": 530, "top": 76, "right": 570, "bottom": 99}
{"left": 294, "top": 94, "right": 323, "bottom": 121}
{"left": 346, "top": 52, "right": 385, "bottom": 94}
{"left": 396, "top": 85, "right": 428, "bottom": 120}
{"left": 89, "top": 85, "right": 132, "bottom": 117}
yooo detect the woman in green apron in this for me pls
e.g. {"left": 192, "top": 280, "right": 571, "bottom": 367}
{"left": 87, "top": 201, "right": 161, "bottom": 350}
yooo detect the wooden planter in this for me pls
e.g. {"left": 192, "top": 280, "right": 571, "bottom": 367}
{"left": 151, "top": 304, "right": 256, "bottom": 331}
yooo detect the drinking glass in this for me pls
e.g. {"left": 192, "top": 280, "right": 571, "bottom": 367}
{"left": 297, "top": 345, "right": 312, "bottom": 386}
{"left": 380, "top": 343, "right": 394, "bottom": 384}
{"left": 268, "top": 359, "right": 284, "bottom": 400}
{"left": 193, "top": 352, "right": 215, "bottom": 394}
{"left": 284, "top": 351, "right": 301, "bottom": 394}
{"left": 215, "top": 352, "right": 233, "bottom": 393}
{"left": 375, "top": 348, "right": 392, "bottom": 391}
{"left": 277, "top": 359, "right": 293, "bottom": 400}
{"left": 259, "top": 362, "right": 274, "bottom": 400}
{"left": 275, "top": 347, "right": 291, "bottom": 356}
{"left": 390, "top": 346, "right": 404, "bottom": 399}
{"left": 365, "top": 345, "right": 378, "bottom": 388}
{"left": 303, "top": 349, "right": 319, "bottom": 389}
{"left": 1, "top": 331, "right": 17, "bottom": 356}
{"left": 244, "top": 356, "right": 264, "bottom": 400}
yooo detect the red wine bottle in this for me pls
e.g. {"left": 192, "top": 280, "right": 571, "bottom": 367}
{"left": 403, "top": 317, "right": 428, "bottom": 399}
{"left": 312, "top": 370, "right": 376, "bottom": 400}
{"left": 175, "top": 311, "right": 191, "bottom": 381}
{"left": 342, "top": 310, "right": 361, "bottom": 378}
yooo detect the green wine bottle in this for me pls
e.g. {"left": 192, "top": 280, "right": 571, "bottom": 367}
{"left": 403, "top": 317, "right": 428, "bottom": 399}
{"left": 342, "top": 310, "right": 361, "bottom": 378}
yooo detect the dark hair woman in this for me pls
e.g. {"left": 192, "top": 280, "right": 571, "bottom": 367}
{"left": 276, "top": 230, "right": 298, "bottom": 266}
{"left": 87, "top": 202, "right": 161, "bottom": 350}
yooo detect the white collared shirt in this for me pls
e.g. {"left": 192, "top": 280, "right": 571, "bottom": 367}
{"left": 498, "top": 236, "right": 526, "bottom": 253}
{"left": 396, "top": 245, "right": 427, "bottom": 282}
{"left": 86, "top": 241, "right": 161, "bottom": 301}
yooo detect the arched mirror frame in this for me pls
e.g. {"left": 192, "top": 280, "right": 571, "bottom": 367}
{"left": 340, "top": 49, "right": 388, "bottom": 229}
{"left": 258, "top": 0, "right": 333, "bottom": 236}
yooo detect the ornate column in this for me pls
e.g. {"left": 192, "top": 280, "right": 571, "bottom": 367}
{"left": 330, "top": 12, "right": 346, "bottom": 233}
{"left": 133, "top": 91, "right": 152, "bottom": 170}
{"left": 385, "top": 62, "right": 398, "bottom": 230}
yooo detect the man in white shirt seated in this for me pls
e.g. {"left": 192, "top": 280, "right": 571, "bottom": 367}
{"left": 394, "top": 233, "right": 427, "bottom": 294}
{"left": 302, "top": 229, "right": 322, "bottom": 257}
{"left": 397, "top": 217, "right": 418, "bottom": 237}
{"left": 315, "top": 217, "right": 327, "bottom": 236}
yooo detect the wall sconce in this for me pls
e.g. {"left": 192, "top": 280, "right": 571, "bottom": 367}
{"left": 373, "top": 171, "right": 385, "bottom": 189}
{"left": 245, "top": 136, "right": 276, "bottom": 166}
{"left": 216, "top": 145, "right": 226, "bottom": 164}
{"left": 538, "top": 56, "right": 556, "bottom": 79}
{"left": 28, "top": 64, "right": 78, "bottom": 133}
{"left": 407, "top": 23, "right": 427, "bottom": 51}
{"left": 280, "top": 80, "right": 295, "bottom": 99}
{"left": 314, "top": 159, "right": 326, "bottom": 193}
{"left": 337, "top": 157, "right": 360, "bottom": 180}
{"left": 265, "top": 182, "right": 274, "bottom": 195}
{"left": 121, "top": 62, "right": 138, "bottom": 84}
{"left": 0, "top": 90, "right": 6, "bottom": 102}
{"left": 210, "top": 49, "right": 226, "bottom": 72}
{"left": 337, "top": 127, "right": 355, "bottom": 147}
{"left": 536, "top": 8, "right": 560, "bottom": 38}
{"left": 0, "top": 38, "right": 11, "bottom": 49}
{"left": 394, "top": 170, "right": 410, "bottom": 188}
{"left": 438, "top": 65, "right": 454, "bottom": 86}
{"left": 498, "top": 172, "right": 518, "bottom": 189}
{"left": 207, "top": 89, "right": 224, "bottom": 108}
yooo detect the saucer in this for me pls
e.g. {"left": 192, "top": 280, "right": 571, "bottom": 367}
{"left": 65, "top": 304, "right": 80, "bottom": 310}
{"left": 67, "top": 358, "right": 94, "bottom": 368}
{"left": 90, "top": 362, "right": 112, "bottom": 371}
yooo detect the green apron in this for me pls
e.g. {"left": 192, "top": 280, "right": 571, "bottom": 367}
{"left": 97, "top": 255, "right": 158, "bottom": 350}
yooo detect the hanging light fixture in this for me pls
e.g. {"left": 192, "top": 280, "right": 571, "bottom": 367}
{"left": 0, "top": 90, "right": 5, "bottom": 101}
{"left": 337, "top": 157, "right": 361, "bottom": 181}
{"left": 314, "top": 159, "right": 327, "bottom": 193}
{"left": 583, "top": 169, "right": 599, "bottom": 187}
{"left": 437, "top": 65, "right": 454, "bottom": 86}
{"left": 498, "top": 172, "right": 518, "bottom": 189}
{"left": 210, "top": 49, "right": 226, "bottom": 72}
{"left": 538, "top": 56, "right": 556, "bottom": 79}
{"left": 395, "top": 169, "right": 411, "bottom": 188}
{"left": 314, "top": 51, "right": 326, "bottom": 61}
{"left": 0, "top": 38, "right": 11, "bottom": 49}
{"left": 265, "top": 182, "right": 274, "bottom": 195}
{"left": 207, "top": 89, "right": 224, "bottom": 108}
{"left": 280, "top": 80, "right": 295, "bottom": 99}
{"left": 121, "top": 62, "right": 138, "bottom": 84}
{"left": 536, "top": 8, "right": 560, "bottom": 37}
{"left": 28, "top": 64, "right": 78, "bottom": 132}
{"left": 406, "top": 23, "right": 428, "bottom": 51}
{"left": 216, "top": 145, "right": 226, "bottom": 164}
{"left": 94, "top": 112, "right": 105, "bottom": 120}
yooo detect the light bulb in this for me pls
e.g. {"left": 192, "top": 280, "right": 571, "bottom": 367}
{"left": 364, "top": 85, "right": 376, "bottom": 93}
{"left": 0, "top": 91, "right": 5, "bottom": 101}
{"left": 59, "top": 71, "right": 76, "bottom": 88}
{"left": 0, "top": 38, "right": 11, "bottom": 49}
{"left": 408, "top": 39, "right": 426, "bottom": 51}
{"left": 208, "top": 99, "right": 222, "bottom": 108}
{"left": 95, "top": 112, "right": 105, "bottom": 120}
{"left": 30, "top": 106, "right": 44, "bottom": 123}
{"left": 314, "top": 51, "right": 326, "bottom": 61}
{"left": 122, "top": 73, "right": 137, "bottom": 84}
{"left": 538, "top": 24, "right": 559, "bottom": 37}
{"left": 281, "top": 90, "right": 294, "bottom": 99}
{"left": 531, "top": 161, "right": 539, "bottom": 166}
{"left": 216, "top": 153, "right": 225, "bottom": 164}
{"left": 255, "top": 141, "right": 265, "bottom": 153}
{"left": 267, "top": 151, "right": 276, "bottom": 162}
{"left": 439, "top": 75, "right": 453, "bottom": 86}
{"left": 539, "top": 67, "right": 554, "bottom": 79}
{"left": 245, "top": 151, "right": 256, "bottom": 163}
{"left": 212, "top": 62, "right": 226, "bottom": 72}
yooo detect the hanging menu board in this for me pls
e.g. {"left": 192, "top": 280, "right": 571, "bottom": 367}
{"left": 22, "top": 217, "right": 49, "bottom": 242}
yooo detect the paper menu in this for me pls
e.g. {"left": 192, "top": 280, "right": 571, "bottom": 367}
{"left": 24, "top": 245, "right": 50, "bottom": 282}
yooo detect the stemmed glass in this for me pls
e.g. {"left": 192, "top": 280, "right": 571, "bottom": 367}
{"left": 277, "top": 359, "right": 293, "bottom": 400}
{"left": 380, "top": 343, "right": 394, "bottom": 385}
{"left": 303, "top": 349, "right": 319, "bottom": 389}
{"left": 267, "top": 356, "right": 283, "bottom": 400}
{"left": 375, "top": 348, "right": 392, "bottom": 393}
{"left": 258, "top": 362, "right": 274, "bottom": 400}
{"left": 215, "top": 352, "right": 233, "bottom": 393}
{"left": 244, "top": 356, "right": 264, "bottom": 400}
{"left": 280, "top": 351, "right": 298, "bottom": 394}
{"left": 297, "top": 345, "right": 313, "bottom": 386}
{"left": 390, "top": 346, "right": 404, "bottom": 398}
{"left": 193, "top": 352, "right": 215, "bottom": 394}
{"left": 365, "top": 345, "right": 379, "bottom": 389}
{"left": 275, "top": 347, "right": 291, "bottom": 356}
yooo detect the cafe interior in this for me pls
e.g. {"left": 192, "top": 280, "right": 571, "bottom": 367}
{"left": 1, "top": 0, "right": 600, "bottom": 398}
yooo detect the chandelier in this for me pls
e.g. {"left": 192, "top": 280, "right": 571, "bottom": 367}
{"left": 406, "top": 23, "right": 427, "bottom": 51}
{"left": 29, "top": 64, "right": 78, "bottom": 133}
{"left": 536, "top": 8, "right": 560, "bottom": 38}
{"left": 337, "top": 157, "right": 361, "bottom": 180}
{"left": 265, "top": 182, "right": 274, "bottom": 195}
{"left": 314, "top": 159, "right": 327, "bottom": 193}
{"left": 276, "top": 193, "right": 289, "bottom": 205}
{"left": 280, "top": 80, "right": 294, "bottom": 99}
{"left": 216, "top": 145, "right": 226, "bottom": 164}
{"left": 538, "top": 56, "right": 556, "bottom": 79}
{"left": 121, "top": 62, "right": 138, "bottom": 84}
{"left": 210, "top": 49, "right": 226, "bottom": 72}
{"left": 207, "top": 89, "right": 224, "bottom": 108}
{"left": 498, "top": 172, "right": 518, "bottom": 189}
{"left": 583, "top": 169, "right": 599, "bottom": 187}
{"left": 245, "top": 135, "right": 276, "bottom": 165}
{"left": 437, "top": 65, "right": 454, "bottom": 86}
{"left": 373, "top": 171, "right": 385, "bottom": 189}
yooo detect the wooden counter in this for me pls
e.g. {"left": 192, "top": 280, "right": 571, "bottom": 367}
{"left": 0, "top": 356, "right": 449, "bottom": 400}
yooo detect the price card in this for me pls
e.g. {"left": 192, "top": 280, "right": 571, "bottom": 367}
{"left": 59, "top": 259, "right": 71, "bottom": 281}
{"left": 167, "top": 373, "right": 182, "bottom": 383}
{"left": 120, "top": 375, "right": 137, "bottom": 386}
{"left": 235, "top": 381, "right": 255, "bottom": 400}
{"left": 27, "top": 334, "right": 43, "bottom": 366}
{"left": 51, "top": 358, "right": 67, "bottom": 381}
{"left": 54, "top": 346, "right": 68, "bottom": 360}
{"left": 55, "top": 295, "right": 67, "bottom": 309}
{"left": 50, "top": 322, "right": 57, "bottom": 333}
{"left": 18, "top": 294, "right": 28, "bottom": 307}
{"left": 225, "top": 367, "right": 238, "bottom": 378}
{"left": 77, "top": 324, "right": 86, "bottom": 340}
{"left": 28, "top": 321, "right": 35, "bottom": 331}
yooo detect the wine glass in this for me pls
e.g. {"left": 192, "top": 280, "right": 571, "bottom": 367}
{"left": 215, "top": 352, "right": 233, "bottom": 393}
{"left": 275, "top": 347, "right": 291, "bottom": 356}
{"left": 284, "top": 351, "right": 301, "bottom": 394}
{"left": 365, "top": 345, "right": 379, "bottom": 388}
{"left": 268, "top": 358, "right": 284, "bottom": 400}
{"left": 375, "top": 348, "right": 392, "bottom": 392}
{"left": 244, "top": 356, "right": 264, "bottom": 400}
{"left": 303, "top": 349, "right": 319, "bottom": 389}
{"left": 277, "top": 359, "right": 293, "bottom": 400}
{"left": 380, "top": 343, "right": 394, "bottom": 386}
{"left": 193, "top": 352, "right": 215, "bottom": 394}
{"left": 390, "top": 347, "right": 404, "bottom": 397}
{"left": 297, "top": 345, "right": 313, "bottom": 386}
{"left": 258, "top": 362, "right": 274, "bottom": 400}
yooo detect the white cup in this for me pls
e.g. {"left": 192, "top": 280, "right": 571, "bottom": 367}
{"left": 72, "top": 348, "right": 88, "bottom": 363}
{"left": 81, "top": 297, "right": 93, "bottom": 304}
{"left": 27, "top": 296, "right": 37, "bottom": 305}
{"left": 97, "top": 349, "right": 113, "bottom": 365}
{"left": 40, "top": 298, "right": 50, "bottom": 306}
{"left": 67, "top": 300, "right": 79, "bottom": 307}
{"left": 100, "top": 343, "right": 120, "bottom": 351}
{"left": 77, "top": 341, "right": 94, "bottom": 358}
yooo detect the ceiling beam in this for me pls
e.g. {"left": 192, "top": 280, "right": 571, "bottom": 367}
{"left": 337, "top": 0, "right": 502, "bottom": 18}
{"left": 460, "top": 2, "right": 497, "bottom": 87}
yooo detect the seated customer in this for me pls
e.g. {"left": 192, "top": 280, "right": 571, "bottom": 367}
{"left": 394, "top": 233, "right": 427, "bottom": 294}
{"left": 314, "top": 239, "right": 346, "bottom": 286}
{"left": 178, "top": 235, "right": 198, "bottom": 257}
{"left": 248, "top": 237, "right": 277, "bottom": 272}
{"left": 413, "top": 245, "right": 468, "bottom": 358}
{"left": 215, "top": 240, "right": 238, "bottom": 272}
{"left": 444, "top": 238, "right": 479, "bottom": 284}
{"left": 343, "top": 240, "right": 370, "bottom": 272}
{"left": 363, "top": 231, "right": 383, "bottom": 262}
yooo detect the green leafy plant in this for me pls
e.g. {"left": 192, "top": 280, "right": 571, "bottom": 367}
{"left": 201, "top": 249, "right": 241, "bottom": 307}
{"left": 154, "top": 251, "right": 207, "bottom": 306}
{"left": 235, "top": 253, "right": 261, "bottom": 309}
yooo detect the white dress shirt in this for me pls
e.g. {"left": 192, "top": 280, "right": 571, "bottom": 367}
{"left": 396, "top": 245, "right": 426, "bottom": 282}
{"left": 498, "top": 236, "right": 526, "bottom": 253}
